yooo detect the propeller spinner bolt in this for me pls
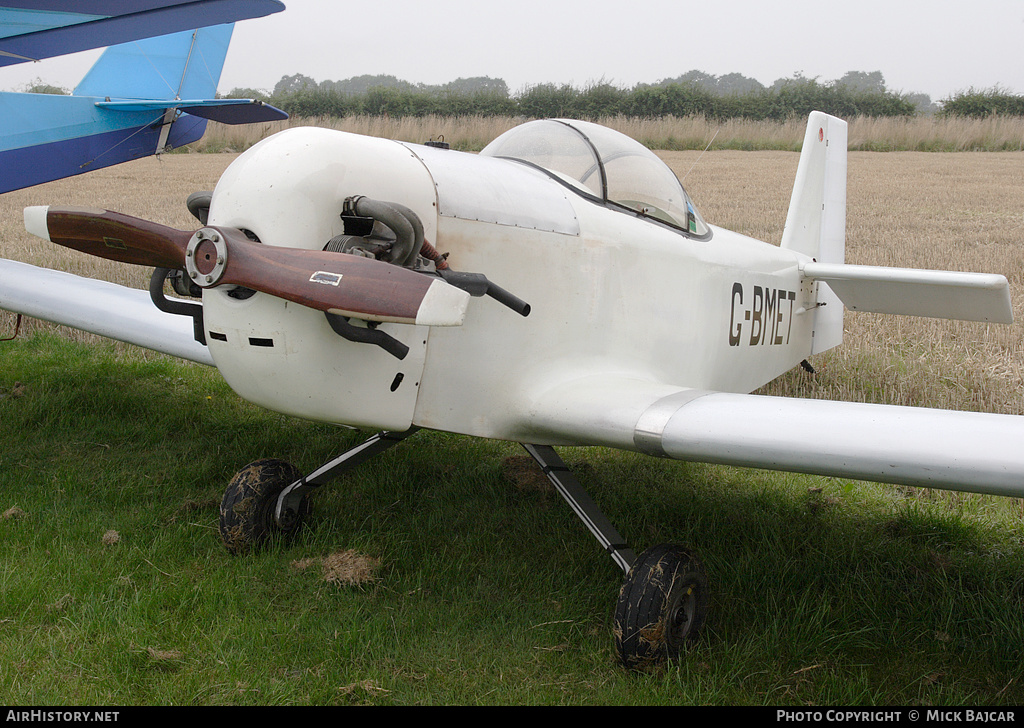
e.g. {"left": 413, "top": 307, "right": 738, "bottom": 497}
{"left": 185, "top": 227, "right": 228, "bottom": 288}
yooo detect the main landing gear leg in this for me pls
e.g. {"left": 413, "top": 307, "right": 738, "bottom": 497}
{"left": 521, "top": 444, "right": 637, "bottom": 574}
{"left": 522, "top": 443, "right": 709, "bottom": 670}
{"left": 218, "top": 428, "right": 420, "bottom": 555}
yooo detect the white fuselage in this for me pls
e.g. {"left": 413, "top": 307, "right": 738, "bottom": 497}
{"left": 201, "top": 127, "right": 818, "bottom": 443}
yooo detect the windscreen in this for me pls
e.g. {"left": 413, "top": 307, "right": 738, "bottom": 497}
{"left": 481, "top": 119, "right": 709, "bottom": 236}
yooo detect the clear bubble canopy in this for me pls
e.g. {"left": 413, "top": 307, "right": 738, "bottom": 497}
{"left": 480, "top": 119, "right": 708, "bottom": 236}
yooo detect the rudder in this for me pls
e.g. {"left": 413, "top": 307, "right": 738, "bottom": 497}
{"left": 781, "top": 111, "right": 848, "bottom": 354}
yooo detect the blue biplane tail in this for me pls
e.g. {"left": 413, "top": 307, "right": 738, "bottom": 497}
{"left": 0, "top": 24, "right": 287, "bottom": 194}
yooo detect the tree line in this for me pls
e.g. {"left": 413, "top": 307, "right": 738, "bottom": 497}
{"left": 23, "top": 67, "right": 1021, "bottom": 120}
{"left": 939, "top": 87, "right": 1024, "bottom": 117}
{"left": 221, "top": 70, "right": 1024, "bottom": 121}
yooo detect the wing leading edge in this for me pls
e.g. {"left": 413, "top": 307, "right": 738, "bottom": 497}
{"left": 0, "top": 258, "right": 212, "bottom": 365}
{"left": 0, "top": 1, "right": 285, "bottom": 66}
{"left": 524, "top": 376, "right": 1024, "bottom": 498}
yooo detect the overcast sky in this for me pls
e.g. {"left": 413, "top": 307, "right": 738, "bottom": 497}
{"left": 3, "top": 0, "right": 1022, "bottom": 100}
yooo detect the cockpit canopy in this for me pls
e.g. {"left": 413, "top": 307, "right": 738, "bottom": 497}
{"left": 480, "top": 119, "right": 709, "bottom": 237}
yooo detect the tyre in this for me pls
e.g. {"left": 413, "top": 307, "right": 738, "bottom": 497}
{"left": 613, "top": 543, "right": 708, "bottom": 670}
{"left": 219, "top": 458, "right": 307, "bottom": 555}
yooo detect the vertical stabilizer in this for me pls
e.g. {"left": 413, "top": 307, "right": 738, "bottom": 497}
{"left": 74, "top": 24, "right": 234, "bottom": 101}
{"left": 781, "top": 112, "right": 848, "bottom": 354}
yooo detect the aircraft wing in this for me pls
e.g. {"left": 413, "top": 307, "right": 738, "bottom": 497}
{"left": 0, "top": 258, "right": 212, "bottom": 365}
{"left": 524, "top": 375, "right": 1024, "bottom": 498}
{"left": 0, "top": 1, "right": 285, "bottom": 66}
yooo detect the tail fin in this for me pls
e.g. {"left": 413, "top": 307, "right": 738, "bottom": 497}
{"left": 77, "top": 23, "right": 287, "bottom": 129}
{"left": 781, "top": 111, "right": 848, "bottom": 354}
{"left": 0, "top": 23, "right": 286, "bottom": 194}
{"left": 74, "top": 24, "right": 234, "bottom": 102}
{"left": 782, "top": 112, "right": 1013, "bottom": 346}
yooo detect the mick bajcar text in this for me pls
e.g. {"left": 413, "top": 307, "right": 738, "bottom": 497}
{"left": 777, "top": 710, "right": 1015, "bottom": 723}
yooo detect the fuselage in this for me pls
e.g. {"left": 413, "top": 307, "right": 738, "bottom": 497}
{"left": 202, "top": 127, "right": 819, "bottom": 442}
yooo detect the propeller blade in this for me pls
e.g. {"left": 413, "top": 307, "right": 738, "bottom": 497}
{"left": 24, "top": 206, "right": 469, "bottom": 327}
{"left": 185, "top": 225, "right": 468, "bottom": 326}
{"left": 25, "top": 205, "right": 192, "bottom": 269}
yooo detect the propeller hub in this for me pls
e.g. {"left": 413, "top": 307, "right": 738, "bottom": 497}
{"left": 185, "top": 228, "right": 227, "bottom": 287}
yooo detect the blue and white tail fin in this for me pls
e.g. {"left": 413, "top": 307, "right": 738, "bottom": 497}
{"left": 781, "top": 112, "right": 848, "bottom": 354}
{"left": 78, "top": 23, "right": 287, "bottom": 130}
{"left": 75, "top": 24, "right": 234, "bottom": 102}
{"left": 0, "top": 24, "right": 286, "bottom": 194}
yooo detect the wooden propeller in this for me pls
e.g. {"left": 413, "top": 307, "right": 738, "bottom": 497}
{"left": 24, "top": 206, "right": 468, "bottom": 327}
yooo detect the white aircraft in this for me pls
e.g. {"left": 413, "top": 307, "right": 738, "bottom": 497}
{"left": 1, "top": 112, "right": 1021, "bottom": 670}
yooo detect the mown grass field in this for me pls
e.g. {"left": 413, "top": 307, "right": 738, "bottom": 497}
{"left": 1, "top": 132, "right": 1024, "bottom": 706}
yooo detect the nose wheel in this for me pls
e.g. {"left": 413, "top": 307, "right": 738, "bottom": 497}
{"left": 219, "top": 458, "right": 309, "bottom": 555}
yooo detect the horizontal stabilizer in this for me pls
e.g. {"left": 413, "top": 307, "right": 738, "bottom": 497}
{"left": 525, "top": 376, "right": 1024, "bottom": 498}
{"left": 0, "top": 258, "right": 212, "bottom": 365}
{"left": 96, "top": 99, "right": 288, "bottom": 124}
{"left": 802, "top": 262, "right": 1013, "bottom": 324}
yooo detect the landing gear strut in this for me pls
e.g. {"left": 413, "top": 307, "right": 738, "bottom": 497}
{"left": 217, "top": 431, "right": 708, "bottom": 669}
{"left": 521, "top": 444, "right": 709, "bottom": 669}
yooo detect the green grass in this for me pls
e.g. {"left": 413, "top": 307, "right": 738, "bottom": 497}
{"left": 3, "top": 334, "right": 1024, "bottom": 705}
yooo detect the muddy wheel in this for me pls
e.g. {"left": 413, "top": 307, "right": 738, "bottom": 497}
{"left": 613, "top": 544, "right": 708, "bottom": 670}
{"left": 219, "top": 458, "right": 307, "bottom": 555}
